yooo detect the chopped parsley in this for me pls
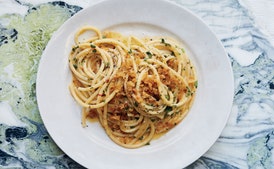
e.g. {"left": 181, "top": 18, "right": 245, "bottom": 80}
{"left": 128, "top": 49, "right": 132, "bottom": 54}
{"left": 72, "top": 45, "right": 79, "bottom": 52}
{"left": 90, "top": 43, "right": 96, "bottom": 48}
{"left": 134, "top": 101, "right": 139, "bottom": 107}
{"left": 161, "top": 38, "right": 171, "bottom": 47}
{"left": 146, "top": 51, "right": 152, "bottom": 58}
{"left": 105, "top": 62, "right": 110, "bottom": 68}
{"left": 164, "top": 106, "right": 173, "bottom": 113}
{"left": 186, "top": 86, "right": 192, "bottom": 97}
{"left": 145, "top": 142, "right": 150, "bottom": 145}
{"left": 73, "top": 57, "right": 78, "bottom": 63}
{"left": 194, "top": 81, "right": 198, "bottom": 88}
{"left": 73, "top": 64, "right": 78, "bottom": 69}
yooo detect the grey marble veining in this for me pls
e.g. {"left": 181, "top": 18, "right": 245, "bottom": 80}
{"left": 0, "top": 0, "right": 273, "bottom": 168}
{"left": 172, "top": 1, "right": 274, "bottom": 168}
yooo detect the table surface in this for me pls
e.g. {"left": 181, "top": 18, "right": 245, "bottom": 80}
{"left": 0, "top": 0, "right": 273, "bottom": 168}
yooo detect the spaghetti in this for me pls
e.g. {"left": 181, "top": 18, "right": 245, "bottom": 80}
{"left": 68, "top": 26, "right": 197, "bottom": 148}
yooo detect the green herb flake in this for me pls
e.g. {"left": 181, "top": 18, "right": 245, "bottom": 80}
{"left": 194, "top": 81, "right": 198, "bottom": 88}
{"left": 72, "top": 45, "right": 79, "bottom": 52}
{"left": 92, "top": 49, "right": 97, "bottom": 53}
{"left": 125, "top": 106, "right": 129, "bottom": 111}
{"left": 105, "top": 62, "right": 110, "bottom": 68}
{"left": 128, "top": 49, "right": 132, "bottom": 54}
{"left": 146, "top": 51, "right": 152, "bottom": 58}
{"left": 90, "top": 44, "right": 96, "bottom": 48}
{"left": 134, "top": 101, "right": 139, "bottom": 107}
{"left": 73, "top": 64, "right": 78, "bottom": 69}
{"left": 73, "top": 57, "right": 78, "bottom": 63}
{"left": 186, "top": 86, "right": 192, "bottom": 97}
{"left": 164, "top": 106, "right": 173, "bottom": 113}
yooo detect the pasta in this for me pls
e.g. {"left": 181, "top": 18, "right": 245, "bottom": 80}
{"left": 68, "top": 26, "right": 197, "bottom": 148}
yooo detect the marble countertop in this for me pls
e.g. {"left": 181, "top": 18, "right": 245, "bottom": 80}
{"left": 0, "top": 0, "right": 273, "bottom": 168}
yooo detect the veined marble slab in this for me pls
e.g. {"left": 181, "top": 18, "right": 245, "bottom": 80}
{"left": 240, "top": 0, "right": 274, "bottom": 47}
{"left": 0, "top": 0, "right": 273, "bottom": 168}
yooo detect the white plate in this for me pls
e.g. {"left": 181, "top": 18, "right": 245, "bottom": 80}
{"left": 36, "top": 0, "right": 234, "bottom": 168}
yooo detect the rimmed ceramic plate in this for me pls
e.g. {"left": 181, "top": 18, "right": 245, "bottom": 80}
{"left": 36, "top": 0, "right": 234, "bottom": 168}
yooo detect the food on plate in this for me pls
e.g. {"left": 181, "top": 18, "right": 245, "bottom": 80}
{"left": 68, "top": 26, "right": 197, "bottom": 148}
